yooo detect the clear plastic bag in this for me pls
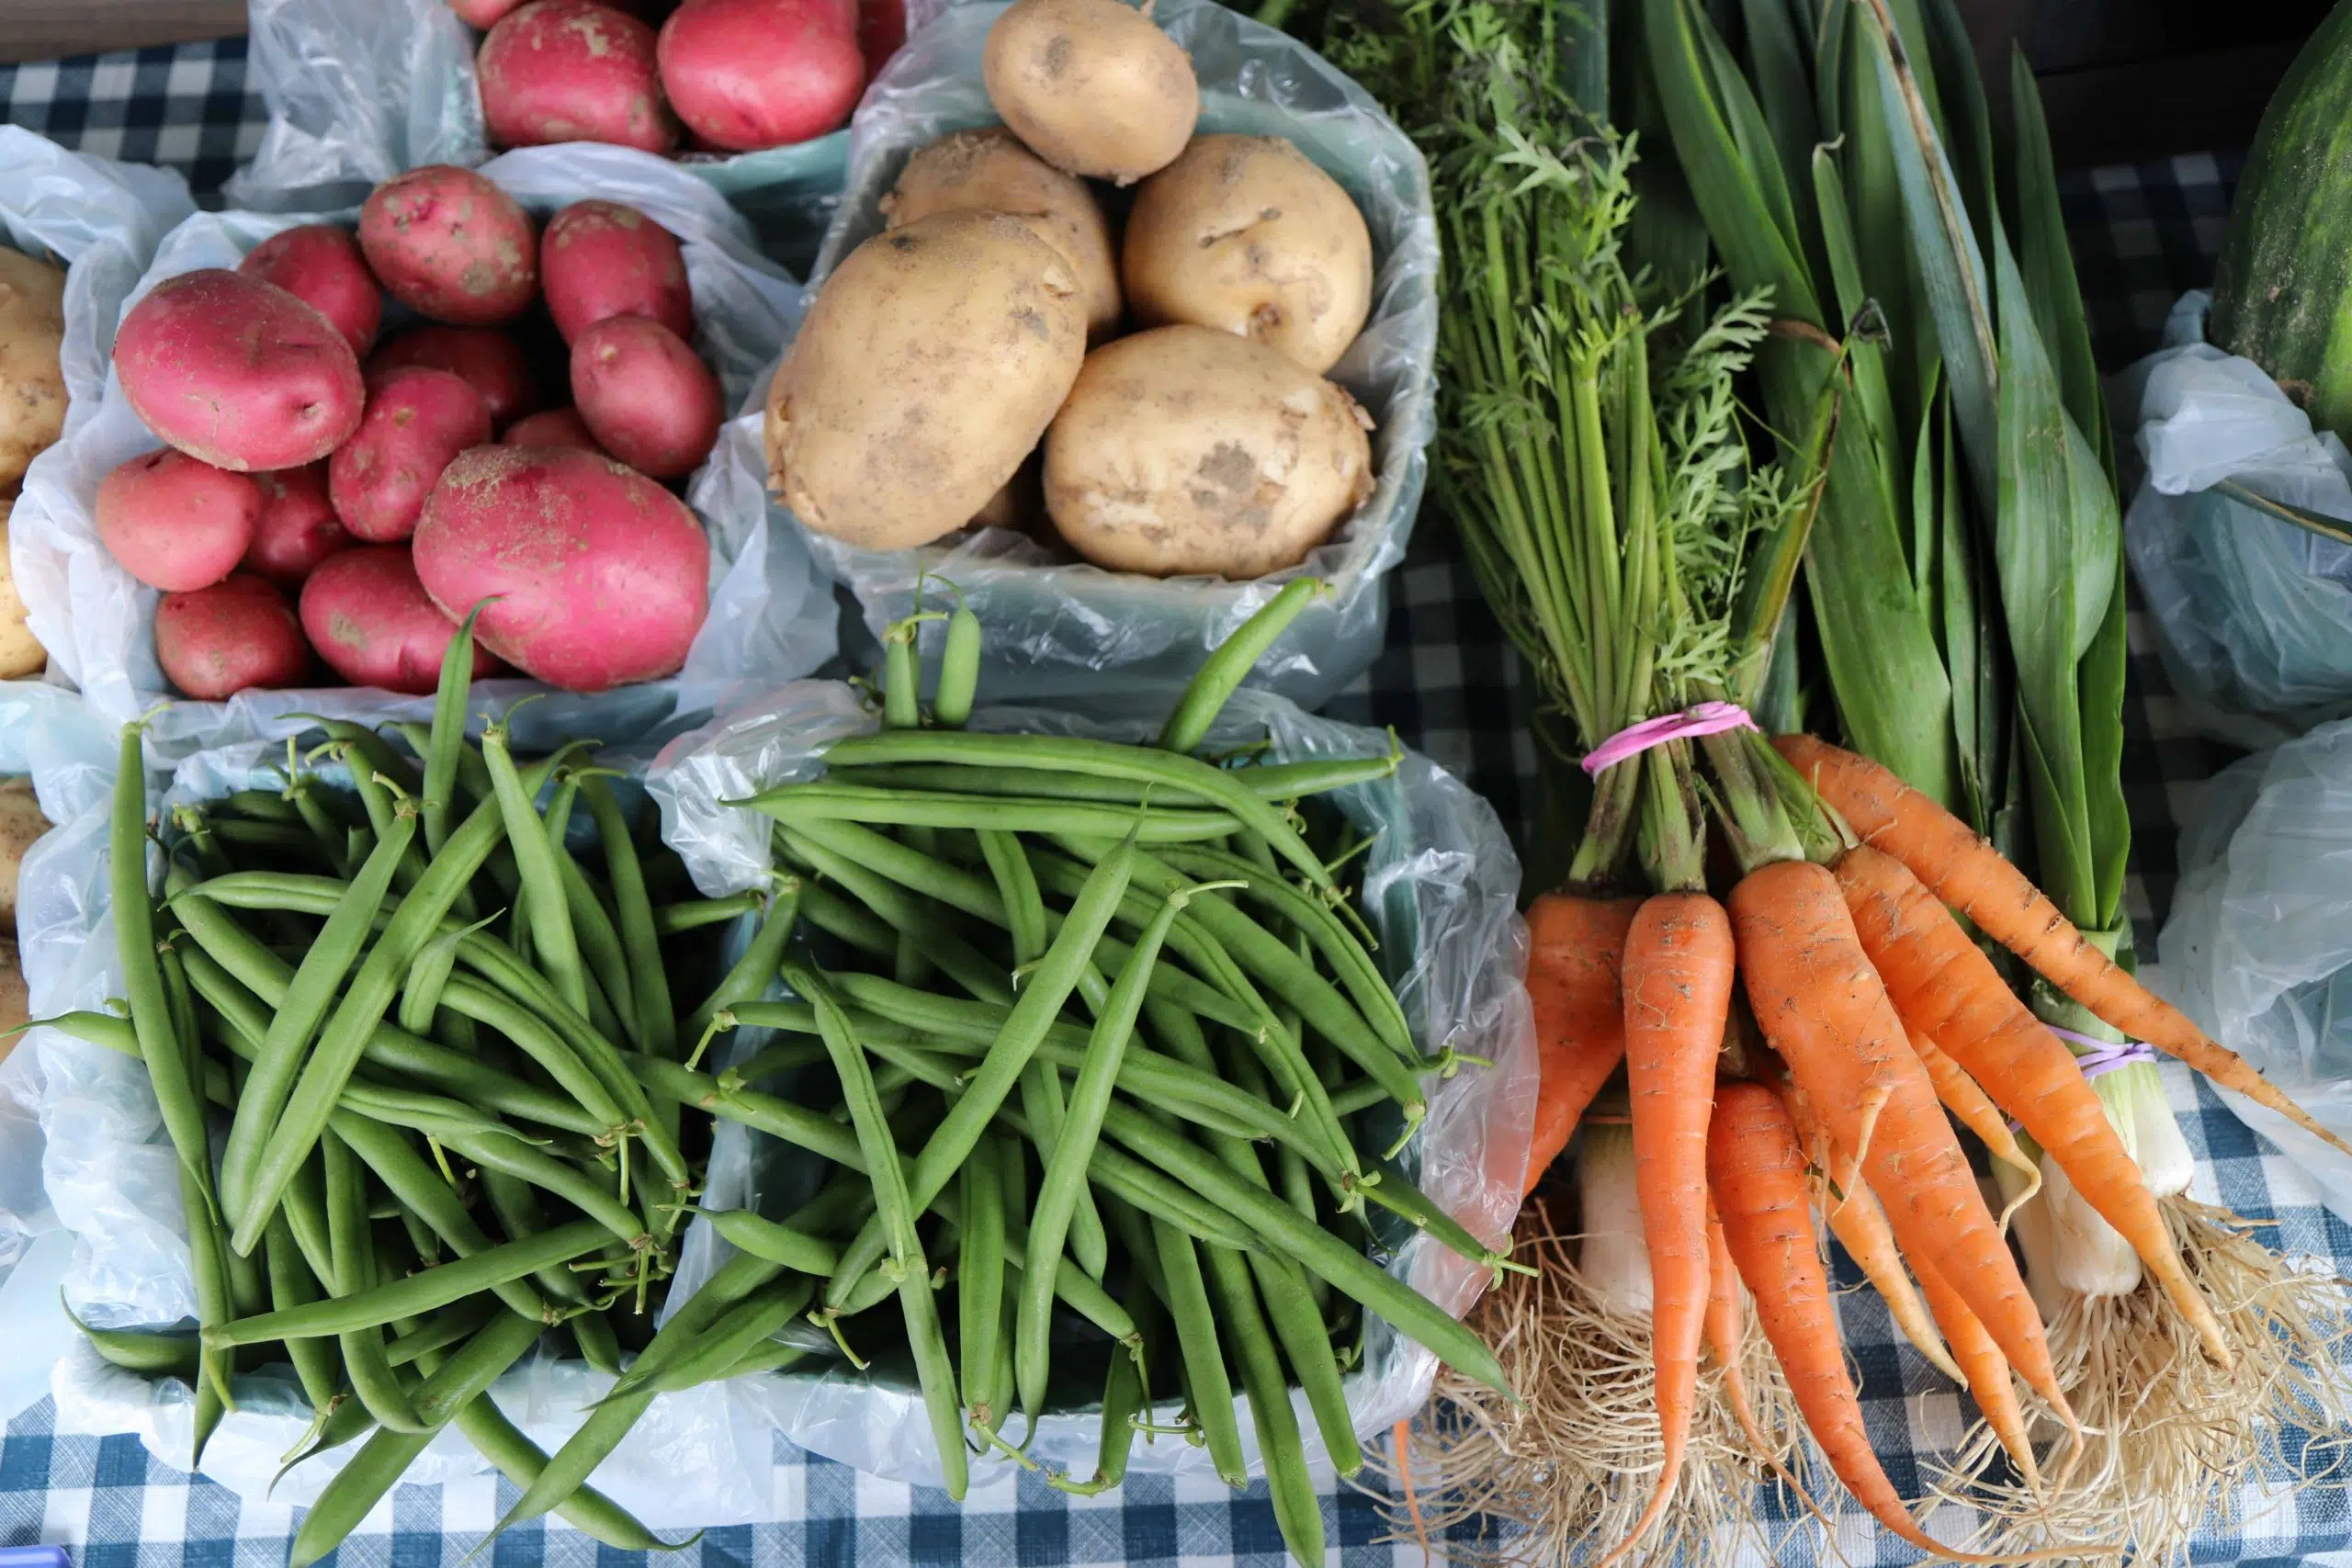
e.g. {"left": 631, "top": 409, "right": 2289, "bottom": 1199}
{"left": 8, "top": 144, "right": 840, "bottom": 762}
{"left": 228, "top": 0, "right": 851, "bottom": 269}
{"left": 2160, "top": 717, "right": 2352, "bottom": 1221}
{"left": 642, "top": 679, "right": 1534, "bottom": 1486}
{"left": 2123, "top": 291, "right": 2352, "bottom": 745}
{"left": 789, "top": 0, "right": 1439, "bottom": 710}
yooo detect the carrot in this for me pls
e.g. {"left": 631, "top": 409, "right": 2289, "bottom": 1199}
{"left": 1789, "top": 1082, "right": 1965, "bottom": 1384}
{"left": 1911, "top": 1248, "right": 2041, "bottom": 1490}
{"left": 1729, "top": 858, "right": 2079, "bottom": 1438}
{"left": 1521, "top": 893, "right": 1640, "bottom": 1197}
{"left": 1838, "top": 843, "right": 2233, "bottom": 1368}
{"left": 1595, "top": 893, "right": 1735, "bottom": 1567}
{"left": 1709, "top": 1081, "right": 2097, "bottom": 1563}
{"left": 1706, "top": 1196, "right": 1823, "bottom": 1523}
{"left": 1779, "top": 731, "right": 2352, "bottom": 1160}
{"left": 1908, "top": 1026, "right": 2041, "bottom": 1224}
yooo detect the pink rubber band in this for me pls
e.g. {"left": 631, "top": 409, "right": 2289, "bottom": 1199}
{"left": 1578, "top": 702, "right": 1758, "bottom": 778}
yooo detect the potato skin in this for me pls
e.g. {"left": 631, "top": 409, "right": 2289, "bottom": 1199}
{"left": 657, "top": 0, "right": 865, "bottom": 152}
{"left": 330, "top": 367, "right": 493, "bottom": 542}
{"left": 358, "top": 166, "right": 538, "bottom": 327}
{"left": 768, "top": 209, "right": 1086, "bottom": 551}
{"left": 115, "top": 269, "right": 366, "bottom": 471}
{"left": 981, "top": 0, "right": 1196, "bottom": 185}
{"left": 238, "top": 225, "right": 382, "bottom": 356}
{"left": 541, "top": 200, "right": 693, "bottom": 344}
{"left": 0, "top": 777, "right": 47, "bottom": 937}
{"left": 241, "top": 463, "right": 353, "bottom": 587}
{"left": 0, "top": 246, "right": 68, "bottom": 500}
{"left": 154, "top": 572, "right": 311, "bottom": 698}
{"left": 413, "top": 444, "right": 709, "bottom": 691}
{"left": 501, "top": 405, "right": 605, "bottom": 454}
{"left": 1044, "top": 324, "right": 1373, "bottom": 578}
{"left": 300, "top": 545, "right": 502, "bottom": 694}
{"left": 1123, "top": 134, "right": 1372, "bottom": 375}
{"left": 481, "top": 0, "right": 677, "bottom": 154}
{"left": 883, "top": 129, "right": 1121, "bottom": 344}
{"left": 368, "top": 324, "right": 540, "bottom": 430}
{"left": 571, "top": 315, "right": 722, "bottom": 479}
{"left": 0, "top": 535, "right": 45, "bottom": 680}
{"left": 96, "top": 448, "right": 263, "bottom": 592}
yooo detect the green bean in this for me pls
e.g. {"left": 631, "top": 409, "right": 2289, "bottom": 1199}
{"left": 1159, "top": 578, "right": 1321, "bottom": 752}
{"left": 1203, "top": 1243, "right": 1324, "bottom": 1563}
{"left": 329, "top": 1112, "right": 548, "bottom": 1322}
{"left": 784, "top": 816, "right": 1004, "bottom": 925}
{"left": 395, "top": 910, "right": 491, "bottom": 1040}
{"left": 605, "top": 1275, "right": 816, "bottom": 1403}
{"left": 63, "top": 1298, "right": 198, "bottom": 1378}
{"left": 822, "top": 731, "right": 1333, "bottom": 887}
{"left": 776, "top": 829, "right": 1013, "bottom": 1004}
{"left": 824, "top": 830, "right": 1137, "bottom": 1311}
{"left": 384, "top": 1297, "right": 500, "bottom": 1368}
{"left": 995, "top": 1213, "right": 1134, "bottom": 1346}
{"left": 976, "top": 829, "right": 1046, "bottom": 965}
{"left": 263, "top": 1212, "right": 344, "bottom": 1417}
{"left": 716, "top": 1339, "right": 814, "bottom": 1380}
{"left": 225, "top": 788, "right": 301, "bottom": 823}
{"left": 421, "top": 604, "right": 484, "bottom": 858}
{"left": 684, "top": 875, "right": 800, "bottom": 1043}
{"left": 1022, "top": 848, "right": 1276, "bottom": 1038}
{"left": 1250, "top": 1247, "right": 1360, "bottom": 1476}
{"left": 300, "top": 717, "right": 424, "bottom": 797}
{"left": 322, "top": 1128, "right": 426, "bottom": 1433}
{"left": 288, "top": 1307, "right": 543, "bottom": 1568}
{"left": 484, "top": 721, "right": 590, "bottom": 1020}
{"left": 437, "top": 976, "right": 626, "bottom": 1130}
{"left": 1329, "top": 1076, "right": 1386, "bottom": 1118}
{"left": 691, "top": 1208, "right": 841, "bottom": 1275}
{"left": 831, "top": 751, "right": 1400, "bottom": 807}
{"left": 479, "top": 1169, "right": 616, "bottom": 1373}
{"left": 1014, "top": 1053, "right": 1106, "bottom": 1285}
{"left": 554, "top": 819, "right": 639, "bottom": 1047}
{"left": 284, "top": 777, "right": 354, "bottom": 878}
{"left": 282, "top": 1150, "right": 336, "bottom": 1291}
{"left": 1152, "top": 1218, "right": 1244, "bottom": 1484}
{"left": 211, "top": 1219, "right": 607, "bottom": 1348}
{"left": 883, "top": 616, "right": 922, "bottom": 729}
{"left": 221, "top": 808, "right": 417, "bottom": 1230}
{"left": 797, "top": 880, "right": 896, "bottom": 957}
{"left": 788, "top": 963, "right": 967, "bottom": 1500}
{"left": 1017, "top": 884, "right": 1183, "bottom": 1422}
{"left": 957, "top": 1138, "right": 1008, "bottom": 1430}
{"left": 175, "top": 1157, "right": 233, "bottom": 1466}
{"left": 435, "top": 1131, "right": 646, "bottom": 1247}
{"left": 330, "top": 741, "right": 429, "bottom": 899}
{"left": 453, "top": 1394, "right": 692, "bottom": 1552}
{"left": 932, "top": 603, "right": 982, "bottom": 726}
{"left": 725, "top": 1039, "right": 827, "bottom": 1082}
{"left": 650, "top": 891, "right": 763, "bottom": 936}
{"left": 585, "top": 777, "right": 676, "bottom": 1060}
{"left": 111, "top": 726, "right": 205, "bottom": 1178}
{"left": 207, "top": 818, "right": 326, "bottom": 858}
{"left": 628, "top": 1055, "right": 864, "bottom": 1169}
{"left": 752, "top": 784, "right": 1245, "bottom": 842}
{"left": 1099, "top": 1100, "right": 1508, "bottom": 1391}
{"left": 1048, "top": 1273, "right": 1158, "bottom": 1495}
{"left": 1358, "top": 1161, "right": 1509, "bottom": 1269}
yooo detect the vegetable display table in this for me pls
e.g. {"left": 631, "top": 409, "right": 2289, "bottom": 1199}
{"left": 1, "top": 35, "right": 2344, "bottom": 1568}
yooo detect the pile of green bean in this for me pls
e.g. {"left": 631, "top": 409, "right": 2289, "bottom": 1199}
{"left": 45, "top": 581, "right": 1513, "bottom": 1568}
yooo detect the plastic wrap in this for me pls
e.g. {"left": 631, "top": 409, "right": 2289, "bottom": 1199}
{"left": 9, "top": 144, "right": 839, "bottom": 762}
{"left": 2123, "top": 291, "right": 2352, "bottom": 744}
{"left": 642, "top": 680, "right": 1534, "bottom": 1486}
{"left": 789, "top": 0, "right": 1438, "bottom": 710}
{"left": 228, "top": 0, "right": 851, "bottom": 269}
{"left": 2159, "top": 717, "right": 2352, "bottom": 1220}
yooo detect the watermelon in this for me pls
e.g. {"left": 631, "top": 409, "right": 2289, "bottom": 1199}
{"left": 2211, "top": 0, "right": 2352, "bottom": 441}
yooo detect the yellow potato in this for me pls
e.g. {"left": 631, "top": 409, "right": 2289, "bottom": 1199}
{"left": 0, "top": 526, "right": 47, "bottom": 680}
{"left": 768, "top": 210, "right": 1087, "bottom": 552}
{"left": 0, "top": 942, "right": 25, "bottom": 1059}
{"left": 1044, "top": 323, "right": 1373, "bottom": 578}
{"left": 1123, "top": 134, "right": 1373, "bottom": 375}
{"left": 883, "top": 129, "right": 1123, "bottom": 345}
{"left": 0, "top": 777, "right": 46, "bottom": 937}
{"left": 0, "top": 245, "right": 67, "bottom": 502}
{"left": 982, "top": 0, "right": 1197, "bottom": 185}
{"left": 971, "top": 448, "right": 1046, "bottom": 536}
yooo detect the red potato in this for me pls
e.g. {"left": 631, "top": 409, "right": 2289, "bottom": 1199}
{"left": 501, "top": 406, "right": 604, "bottom": 453}
{"left": 413, "top": 444, "right": 708, "bottom": 691}
{"left": 330, "top": 368, "right": 493, "bottom": 543}
{"left": 300, "top": 546, "right": 503, "bottom": 694}
{"left": 540, "top": 201, "right": 693, "bottom": 344}
{"left": 480, "top": 0, "right": 679, "bottom": 155}
{"left": 154, "top": 573, "right": 311, "bottom": 698}
{"left": 114, "top": 269, "right": 365, "bottom": 472}
{"left": 96, "top": 448, "right": 263, "bottom": 592}
{"left": 357, "top": 165, "right": 537, "bottom": 327}
{"left": 658, "top": 0, "right": 865, "bottom": 152}
{"left": 241, "top": 463, "right": 353, "bottom": 587}
{"left": 859, "top": 0, "right": 904, "bottom": 79}
{"left": 450, "top": 0, "right": 528, "bottom": 24}
{"left": 367, "top": 325, "right": 540, "bottom": 430}
{"left": 571, "top": 314, "right": 722, "bottom": 479}
{"left": 236, "top": 226, "right": 381, "bottom": 356}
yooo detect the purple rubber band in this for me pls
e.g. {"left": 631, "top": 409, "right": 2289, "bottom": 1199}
{"left": 1580, "top": 702, "right": 1758, "bottom": 778}
{"left": 2007, "top": 1031, "right": 2159, "bottom": 1132}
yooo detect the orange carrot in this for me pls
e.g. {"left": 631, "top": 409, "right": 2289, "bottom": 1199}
{"left": 1838, "top": 843, "right": 2233, "bottom": 1367}
{"left": 1908, "top": 1026, "right": 2041, "bottom": 1224}
{"left": 1521, "top": 894, "right": 1641, "bottom": 1198}
{"left": 1709, "top": 1082, "right": 2095, "bottom": 1563}
{"left": 1911, "top": 1248, "right": 2041, "bottom": 1489}
{"left": 1597, "top": 893, "right": 1736, "bottom": 1567}
{"left": 1728, "top": 858, "right": 2078, "bottom": 1438}
{"left": 1780, "top": 731, "right": 2352, "bottom": 1160}
{"left": 1706, "top": 1196, "right": 1823, "bottom": 1522}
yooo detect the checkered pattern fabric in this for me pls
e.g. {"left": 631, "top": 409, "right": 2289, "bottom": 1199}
{"left": 1, "top": 42, "right": 2345, "bottom": 1563}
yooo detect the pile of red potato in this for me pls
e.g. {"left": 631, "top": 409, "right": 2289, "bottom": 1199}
{"left": 103, "top": 164, "right": 720, "bottom": 700}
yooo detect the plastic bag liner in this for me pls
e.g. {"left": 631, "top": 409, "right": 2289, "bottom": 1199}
{"left": 226, "top": 0, "right": 851, "bottom": 271}
{"left": 2158, "top": 716, "right": 2352, "bottom": 1221}
{"left": 2123, "top": 290, "right": 2352, "bottom": 746}
{"left": 786, "top": 0, "right": 1439, "bottom": 711}
{"left": 640, "top": 680, "right": 1534, "bottom": 1486}
{"left": 10, "top": 143, "right": 840, "bottom": 764}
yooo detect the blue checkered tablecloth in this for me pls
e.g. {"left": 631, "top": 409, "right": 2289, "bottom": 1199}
{"left": 3, "top": 37, "right": 2347, "bottom": 1567}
